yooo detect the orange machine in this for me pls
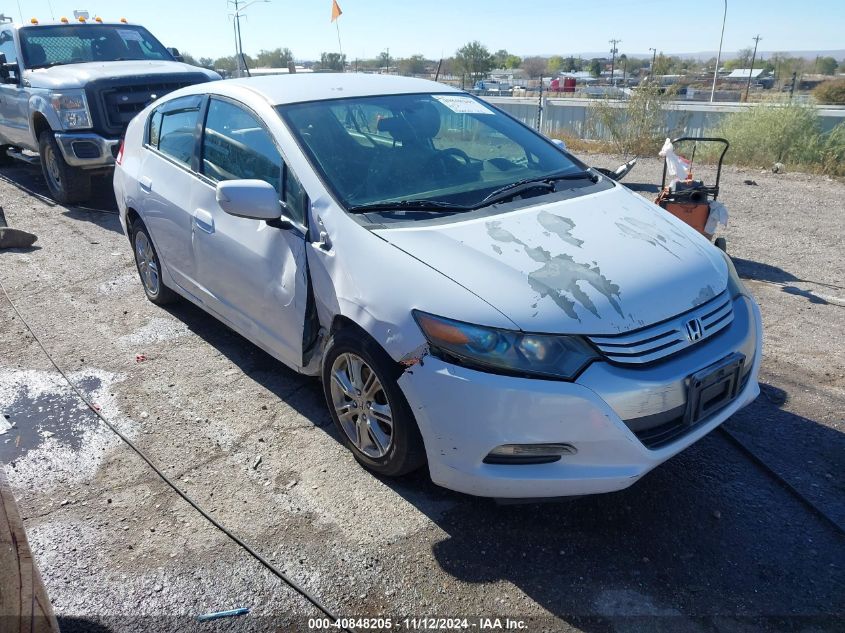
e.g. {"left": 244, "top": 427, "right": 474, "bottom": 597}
{"left": 655, "top": 137, "right": 729, "bottom": 250}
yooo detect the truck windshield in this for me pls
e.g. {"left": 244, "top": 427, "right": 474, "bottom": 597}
{"left": 278, "top": 93, "right": 590, "bottom": 213}
{"left": 19, "top": 24, "right": 173, "bottom": 69}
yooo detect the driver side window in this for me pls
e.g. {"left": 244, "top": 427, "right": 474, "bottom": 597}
{"left": 201, "top": 98, "right": 308, "bottom": 225}
{"left": 0, "top": 30, "right": 18, "bottom": 77}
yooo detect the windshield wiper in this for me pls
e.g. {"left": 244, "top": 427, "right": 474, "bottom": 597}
{"left": 347, "top": 199, "right": 471, "bottom": 214}
{"left": 475, "top": 169, "right": 599, "bottom": 209}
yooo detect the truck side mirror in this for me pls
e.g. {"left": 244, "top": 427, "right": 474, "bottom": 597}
{"left": 167, "top": 47, "right": 184, "bottom": 63}
{"left": 0, "top": 53, "right": 18, "bottom": 84}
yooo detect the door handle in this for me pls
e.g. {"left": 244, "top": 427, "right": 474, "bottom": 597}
{"left": 139, "top": 176, "right": 152, "bottom": 193}
{"left": 193, "top": 208, "right": 215, "bottom": 234}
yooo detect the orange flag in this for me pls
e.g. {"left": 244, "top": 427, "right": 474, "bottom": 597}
{"left": 331, "top": 0, "right": 343, "bottom": 22}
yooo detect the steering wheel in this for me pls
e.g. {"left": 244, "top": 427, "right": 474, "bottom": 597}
{"left": 424, "top": 147, "right": 476, "bottom": 177}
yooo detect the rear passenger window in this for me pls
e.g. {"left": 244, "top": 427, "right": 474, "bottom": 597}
{"left": 201, "top": 98, "right": 281, "bottom": 193}
{"left": 147, "top": 95, "right": 202, "bottom": 167}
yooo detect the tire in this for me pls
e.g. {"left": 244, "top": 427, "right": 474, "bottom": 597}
{"left": 130, "top": 220, "right": 177, "bottom": 305}
{"left": 322, "top": 329, "right": 426, "bottom": 477}
{"left": 38, "top": 130, "right": 91, "bottom": 204}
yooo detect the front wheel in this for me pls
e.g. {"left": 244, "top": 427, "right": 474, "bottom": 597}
{"left": 322, "top": 330, "right": 426, "bottom": 477}
{"left": 38, "top": 130, "right": 91, "bottom": 204}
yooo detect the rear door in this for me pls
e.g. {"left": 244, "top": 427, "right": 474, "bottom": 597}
{"left": 190, "top": 96, "right": 310, "bottom": 369}
{"left": 137, "top": 95, "right": 204, "bottom": 296}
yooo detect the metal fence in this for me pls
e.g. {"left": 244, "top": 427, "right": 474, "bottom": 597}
{"left": 482, "top": 96, "right": 845, "bottom": 141}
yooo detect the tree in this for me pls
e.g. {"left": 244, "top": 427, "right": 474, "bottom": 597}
{"left": 521, "top": 56, "right": 546, "bottom": 78}
{"left": 198, "top": 57, "right": 214, "bottom": 69}
{"left": 589, "top": 59, "right": 602, "bottom": 78}
{"left": 564, "top": 56, "right": 581, "bottom": 72}
{"left": 213, "top": 54, "right": 254, "bottom": 74}
{"left": 318, "top": 52, "right": 346, "bottom": 71}
{"left": 255, "top": 47, "right": 294, "bottom": 68}
{"left": 817, "top": 56, "right": 838, "bottom": 75}
{"left": 399, "top": 54, "right": 428, "bottom": 76}
{"left": 181, "top": 52, "right": 198, "bottom": 66}
{"left": 724, "top": 48, "right": 753, "bottom": 71}
{"left": 546, "top": 55, "right": 564, "bottom": 75}
{"left": 454, "top": 41, "right": 493, "bottom": 84}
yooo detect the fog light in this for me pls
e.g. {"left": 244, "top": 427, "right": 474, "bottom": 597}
{"left": 483, "top": 443, "right": 576, "bottom": 465}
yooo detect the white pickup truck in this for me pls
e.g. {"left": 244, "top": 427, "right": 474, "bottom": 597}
{"left": 0, "top": 16, "right": 219, "bottom": 203}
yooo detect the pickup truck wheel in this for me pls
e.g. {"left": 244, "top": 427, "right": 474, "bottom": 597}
{"left": 38, "top": 130, "right": 91, "bottom": 204}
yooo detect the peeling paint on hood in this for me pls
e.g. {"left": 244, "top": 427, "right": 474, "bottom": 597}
{"left": 373, "top": 185, "right": 728, "bottom": 335}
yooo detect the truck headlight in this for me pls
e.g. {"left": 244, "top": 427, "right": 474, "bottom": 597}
{"left": 51, "top": 92, "right": 92, "bottom": 130}
{"left": 413, "top": 311, "right": 599, "bottom": 380}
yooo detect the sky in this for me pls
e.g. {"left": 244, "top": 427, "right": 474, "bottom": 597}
{"left": 12, "top": 0, "right": 845, "bottom": 62}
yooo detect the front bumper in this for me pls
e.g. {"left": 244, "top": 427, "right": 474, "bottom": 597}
{"left": 53, "top": 132, "right": 120, "bottom": 168}
{"left": 397, "top": 295, "right": 762, "bottom": 498}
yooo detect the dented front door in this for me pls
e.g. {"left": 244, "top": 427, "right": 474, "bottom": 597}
{"left": 189, "top": 97, "right": 308, "bottom": 370}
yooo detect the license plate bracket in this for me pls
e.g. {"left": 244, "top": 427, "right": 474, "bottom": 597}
{"left": 684, "top": 352, "right": 745, "bottom": 425}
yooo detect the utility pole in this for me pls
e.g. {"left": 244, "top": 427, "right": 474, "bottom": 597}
{"left": 649, "top": 47, "right": 657, "bottom": 76}
{"left": 710, "top": 0, "right": 727, "bottom": 102}
{"left": 228, "top": 0, "right": 270, "bottom": 78}
{"left": 609, "top": 38, "right": 621, "bottom": 86}
{"left": 744, "top": 34, "right": 762, "bottom": 102}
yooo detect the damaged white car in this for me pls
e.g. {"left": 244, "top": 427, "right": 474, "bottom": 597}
{"left": 114, "top": 74, "right": 762, "bottom": 498}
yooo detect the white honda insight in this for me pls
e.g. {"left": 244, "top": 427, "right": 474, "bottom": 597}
{"left": 114, "top": 74, "right": 762, "bottom": 498}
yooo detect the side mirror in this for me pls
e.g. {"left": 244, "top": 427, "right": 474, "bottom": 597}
{"left": 216, "top": 180, "right": 282, "bottom": 221}
{"left": 0, "top": 53, "right": 13, "bottom": 84}
{"left": 550, "top": 138, "right": 567, "bottom": 151}
{"left": 167, "top": 47, "right": 184, "bottom": 63}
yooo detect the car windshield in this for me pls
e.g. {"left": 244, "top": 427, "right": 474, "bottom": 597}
{"left": 19, "top": 24, "right": 172, "bottom": 68}
{"left": 278, "top": 93, "right": 590, "bottom": 213}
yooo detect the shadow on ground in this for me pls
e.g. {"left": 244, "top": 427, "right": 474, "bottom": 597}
{"left": 733, "top": 257, "right": 844, "bottom": 306}
{"left": 0, "top": 163, "right": 118, "bottom": 216}
{"left": 162, "top": 299, "right": 844, "bottom": 631}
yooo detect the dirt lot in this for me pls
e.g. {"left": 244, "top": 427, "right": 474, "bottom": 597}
{"left": 0, "top": 155, "right": 843, "bottom": 633}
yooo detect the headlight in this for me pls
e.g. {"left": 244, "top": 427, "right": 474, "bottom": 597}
{"left": 720, "top": 251, "right": 748, "bottom": 298}
{"left": 51, "top": 92, "right": 92, "bottom": 130}
{"left": 413, "top": 311, "right": 599, "bottom": 380}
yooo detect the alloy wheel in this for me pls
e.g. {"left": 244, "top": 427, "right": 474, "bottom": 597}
{"left": 134, "top": 231, "right": 160, "bottom": 296}
{"left": 329, "top": 352, "right": 394, "bottom": 458}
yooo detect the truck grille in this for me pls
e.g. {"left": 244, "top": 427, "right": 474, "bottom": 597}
{"left": 100, "top": 81, "right": 193, "bottom": 130}
{"left": 86, "top": 73, "right": 211, "bottom": 136}
{"left": 587, "top": 291, "right": 734, "bottom": 365}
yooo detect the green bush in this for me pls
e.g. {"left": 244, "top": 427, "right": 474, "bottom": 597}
{"left": 706, "top": 103, "right": 845, "bottom": 176}
{"left": 586, "top": 82, "right": 677, "bottom": 158}
{"left": 813, "top": 79, "right": 845, "bottom": 105}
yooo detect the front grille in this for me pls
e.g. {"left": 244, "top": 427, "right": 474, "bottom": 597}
{"left": 100, "top": 81, "right": 193, "bottom": 130}
{"left": 588, "top": 291, "right": 734, "bottom": 365}
{"left": 85, "top": 73, "right": 211, "bottom": 136}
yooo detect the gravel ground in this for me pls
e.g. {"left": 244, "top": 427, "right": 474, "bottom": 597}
{"left": 0, "top": 155, "right": 843, "bottom": 633}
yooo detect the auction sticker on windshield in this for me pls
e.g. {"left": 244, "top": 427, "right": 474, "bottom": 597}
{"left": 433, "top": 95, "right": 494, "bottom": 114}
{"left": 117, "top": 29, "right": 144, "bottom": 42}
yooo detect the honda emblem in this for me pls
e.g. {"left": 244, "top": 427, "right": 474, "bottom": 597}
{"left": 685, "top": 318, "right": 704, "bottom": 342}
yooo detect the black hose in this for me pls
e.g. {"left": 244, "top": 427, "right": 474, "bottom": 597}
{"left": 0, "top": 276, "right": 355, "bottom": 632}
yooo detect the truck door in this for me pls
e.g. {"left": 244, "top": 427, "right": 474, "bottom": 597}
{"left": 0, "top": 28, "right": 30, "bottom": 148}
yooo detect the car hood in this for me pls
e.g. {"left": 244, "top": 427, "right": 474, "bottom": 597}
{"left": 25, "top": 61, "right": 218, "bottom": 89}
{"left": 373, "top": 184, "right": 728, "bottom": 335}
